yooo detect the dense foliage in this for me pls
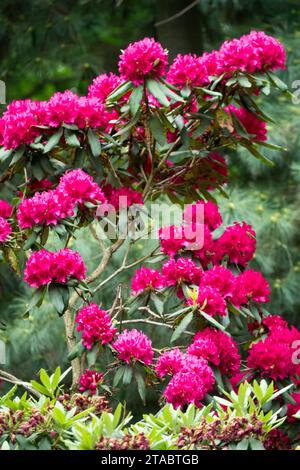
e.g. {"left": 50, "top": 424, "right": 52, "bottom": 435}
{"left": 0, "top": 8, "right": 300, "bottom": 451}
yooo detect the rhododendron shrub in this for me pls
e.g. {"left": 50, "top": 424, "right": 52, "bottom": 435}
{"left": 0, "top": 33, "right": 299, "bottom": 450}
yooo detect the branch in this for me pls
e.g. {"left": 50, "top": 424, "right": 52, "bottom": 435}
{"left": 155, "top": 0, "right": 200, "bottom": 27}
{"left": 0, "top": 369, "right": 41, "bottom": 398}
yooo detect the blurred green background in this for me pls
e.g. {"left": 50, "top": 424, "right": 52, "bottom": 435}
{"left": 1, "top": 0, "right": 300, "bottom": 411}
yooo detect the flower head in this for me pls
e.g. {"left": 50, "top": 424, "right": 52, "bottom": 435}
{"left": 118, "top": 38, "right": 168, "bottom": 85}
{"left": 156, "top": 348, "right": 185, "bottom": 378}
{"left": 76, "top": 303, "right": 117, "bottom": 349}
{"left": 131, "top": 266, "right": 165, "bottom": 296}
{"left": 201, "top": 266, "right": 236, "bottom": 300}
{"left": 189, "top": 328, "right": 241, "bottom": 377}
{"left": 167, "top": 54, "right": 208, "bottom": 88}
{"left": 161, "top": 257, "right": 202, "bottom": 287}
{"left": 0, "top": 217, "right": 11, "bottom": 242}
{"left": 187, "top": 285, "right": 227, "bottom": 317}
{"left": 215, "top": 221, "right": 256, "bottom": 266}
{"left": 0, "top": 200, "right": 13, "bottom": 219}
{"left": 79, "top": 369, "right": 104, "bottom": 395}
{"left": 163, "top": 355, "right": 214, "bottom": 408}
{"left": 183, "top": 200, "right": 222, "bottom": 231}
{"left": 113, "top": 329, "right": 154, "bottom": 365}
{"left": 234, "top": 269, "right": 270, "bottom": 306}
{"left": 57, "top": 169, "right": 107, "bottom": 206}
{"left": 88, "top": 73, "right": 122, "bottom": 102}
{"left": 24, "top": 248, "right": 86, "bottom": 288}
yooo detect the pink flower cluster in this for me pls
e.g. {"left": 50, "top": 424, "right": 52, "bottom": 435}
{"left": 131, "top": 267, "right": 165, "bottom": 296}
{"left": 188, "top": 328, "right": 241, "bottom": 377}
{"left": 0, "top": 200, "right": 13, "bottom": 219}
{"left": 17, "top": 169, "right": 106, "bottom": 229}
{"left": 58, "top": 169, "right": 106, "bottom": 206}
{"left": 162, "top": 355, "right": 215, "bottom": 409}
{"left": 0, "top": 217, "right": 11, "bottom": 243}
{"left": 226, "top": 105, "right": 267, "bottom": 142}
{"left": 165, "top": 30, "right": 285, "bottom": 90}
{"left": 215, "top": 221, "right": 256, "bottom": 267}
{"left": 218, "top": 30, "right": 285, "bottom": 75}
{"left": 247, "top": 314, "right": 300, "bottom": 381}
{"left": 159, "top": 202, "right": 256, "bottom": 268}
{"left": 79, "top": 369, "right": 104, "bottom": 395}
{"left": 102, "top": 184, "right": 144, "bottom": 210}
{"left": 0, "top": 99, "right": 42, "bottom": 149}
{"left": 0, "top": 92, "right": 116, "bottom": 150}
{"left": 187, "top": 285, "right": 227, "bottom": 317}
{"left": 161, "top": 257, "right": 203, "bottom": 287}
{"left": 24, "top": 248, "right": 86, "bottom": 288}
{"left": 17, "top": 189, "right": 74, "bottom": 229}
{"left": 156, "top": 348, "right": 185, "bottom": 378}
{"left": 118, "top": 37, "right": 168, "bottom": 86}
{"left": 183, "top": 200, "right": 222, "bottom": 231}
{"left": 88, "top": 73, "right": 121, "bottom": 102}
{"left": 166, "top": 54, "right": 209, "bottom": 89}
{"left": 76, "top": 303, "right": 117, "bottom": 350}
{"left": 112, "top": 329, "right": 154, "bottom": 365}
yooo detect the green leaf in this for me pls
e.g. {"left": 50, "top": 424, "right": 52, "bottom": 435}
{"left": 171, "top": 311, "right": 194, "bottom": 343}
{"left": 123, "top": 365, "right": 133, "bottom": 385}
{"left": 267, "top": 72, "right": 288, "bottom": 92}
{"left": 106, "top": 80, "right": 132, "bottom": 102}
{"left": 87, "top": 129, "right": 101, "bottom": 157}
{"left": 243, "top": 142, "right": 274, "bottom": 167}
{"left": 43, "top": 128, "right": 63, "bottom": 153}
{"left": 146, "top": 79, "right": 169, "bottom": 107}
{"left": 48, "top": 284, "right": 70, "bottom": 315}
{"left": 64, "top": 129, "right": 81, "bottom": 147}
{"left": 200, "top": 310, "right": 226, "bottom": 330}
{"left": 129, "top": 85, "right": 143, "bottom": 116}
{"left": 149, "top": 115, "right": 166, "bottom": 146}
{"left": 249, "top": 438, "right": 264, "bottom": 450}
{"left": 40, "top": 369, "right": 51, "bottom": 389}
{"left": 236, "top": 439, "right": 249, "bottom": 450}
{"left": 136, "top": 372, "right": 146, "bottom": 404}
{"left": 113, "top": 366, "right": 125, "bottom": 387}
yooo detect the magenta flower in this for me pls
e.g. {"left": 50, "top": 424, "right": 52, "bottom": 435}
{"left": 183, "top": 200, "right": 222, "bottom": 231}
{"left": 17, "top": 189, "right": 74, "bottom": 229}
{"left": 156, "top": 348, "right": 185, "bottom": 378}
{"left": 166, "top": 53, "right": 209, "bottom": 89}
{"left": 118, "top": 37, "right": 168, "bottom": 85}
{"left": 247, "top": 319, "right": 300, "bottom": 381}
{"left": 131, "top": 266, "right": 165, "bottom": 296}
{"left": 234, "top": 269, "right": 270, "bottom": 305}
{"left": 0, "top": 200, "right": 13, "bottom": 219}
{"left": 161, "top": 257, "right": 203, "bottom": 287}
{"left": 201, "top": 266, "right": 236, "bottom": 301}
{"left": 163, "top": 355, "right": 214, "bottom": 409}
{"left": 24, "top": 248, "right": 86, "bottom": 288}
{"left": 57, "top": 169, "right": 107, "bottom": 206}
{"left": 159, "top": 225, "right": 186, "bottom": 257}
{"left": 0, "top": 217, "right": 12, "bottom": 242}
{"left": 76, "top": 303, "right": 117, "bottom": 350}
{"left": 113, "top": 329, "right": 154, "bottom": 365}
{"left": 226, "top": 105, "right": 267, "bottom": 142}
{"left": 187, "top": 285, "right": 227, "bottom": 317}
{"left": 79, "top": 369, "right": 104, "bottom": 395}
{"left": 188, "top": 328, "right": 241, "bottom": 377}
{"left": 88, "top": 73, "right": 122, "bottom": 102}
{"left": 215, "top": 221, "right": 256, "bottom": 266}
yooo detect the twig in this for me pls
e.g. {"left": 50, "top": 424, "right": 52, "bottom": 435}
{"left": 155, "top": 1, "right": 200, "bottom": 27}
{"left": 0, "top": 369, "right": 41, "bottom": 398}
